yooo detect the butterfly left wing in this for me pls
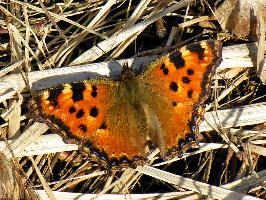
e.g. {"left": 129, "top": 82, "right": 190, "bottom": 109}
{"left": 29, "top": 79, "right": 150, "bottom": 169}
{"left": 139, "top": 40, "right": 222, "bottom": 159}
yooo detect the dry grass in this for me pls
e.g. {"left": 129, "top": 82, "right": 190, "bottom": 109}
{"left": 0, "top": 0, "right": 266, "bottom": 199}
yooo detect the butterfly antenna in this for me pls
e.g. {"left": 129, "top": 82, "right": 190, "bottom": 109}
{"left": 95, "top": 43, "right": 138, "bottom": 73}
{"left": 95, "top": 44, "right": 126, "bottom": 69}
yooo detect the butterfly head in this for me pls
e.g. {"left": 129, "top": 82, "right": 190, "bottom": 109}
{"left": 120, "top": 62, "right": 136, "bottom": 81}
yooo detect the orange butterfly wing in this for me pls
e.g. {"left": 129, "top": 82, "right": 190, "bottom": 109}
{"left": 31, "top": 80, "right": 149, "bottom": 169}
{"left": 30, "top": 40, "right": 222, "bottom": 168}
{"left": 139, "top": 40, "right": 222, "bottom": 159}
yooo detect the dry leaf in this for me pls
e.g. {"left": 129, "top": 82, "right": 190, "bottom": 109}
{"left": 215, "top": 0, "right": 266, "bottom": 39}
{"left": 215, "top": 0, "right": 266, "bottom": 83}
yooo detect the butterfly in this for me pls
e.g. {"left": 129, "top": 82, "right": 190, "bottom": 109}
{"left": 29, "top": 40, "right": 222, "bottom": 170}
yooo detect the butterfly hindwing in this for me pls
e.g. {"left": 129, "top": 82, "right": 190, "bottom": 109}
{"left": 139, "top": 40, "right": 222, "bottom": 159}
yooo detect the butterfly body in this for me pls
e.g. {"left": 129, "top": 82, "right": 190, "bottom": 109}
{"left": 29, "top": 40, "right": 222, "bottom": 170}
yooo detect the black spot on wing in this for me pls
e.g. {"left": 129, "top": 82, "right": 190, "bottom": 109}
{"left": 99, "top": 121, "right": 107, "bottom": 129}
{"left": 91, "top": 91, "right": 97, "bottom": 98}
{"left": 163, "top": 68, "right": 169, "bottom": 75}
{"left": 47, "top": 85, "right": 64, "bottom": 107}
{"left": 79, "top": 124, "right": 87, "bottom": 132}
{"left": 92, "top": 85, "right": 97, "bottom": 91}
{"left": 169, "top": 81, "right": 178, "bottom": 92}
{"left": 71, "top": 82, "right": 86, "bottom": 102}
{"left": 186, "top": 43, "right": 205, "bottom": 60}
{"left": 182, "top": 77, "right": 191, "bottom": 84}
{"left": 91, "top": 85, "right": 98, "bottom": 97}
{"left": 69, "top": 106, "right": 76, "bottom": 113}
{"left": 172, "top": 101, "right": 177, "bottom": 107}
{"left": 160, "top": 63, "right": 169, "bottom": 75}
{"left": 160, "top": 63, "right": 165, "bottom": 70}
{"left": 187, "top": 89, "right": 193, "bottom": 98}
{"left": 76, "top": 109, "right": 85, "bottom": 118}
{"left": 187, "top": 69, "right": 194, "bottom": 75}
{"left": 169, "top": 50, "right": 185, "bottom": 69}
{"left": 90, "top": 107, "right": 98, "bottom": 117}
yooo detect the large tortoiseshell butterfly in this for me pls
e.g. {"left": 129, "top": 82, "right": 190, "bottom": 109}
{"left": 29, "top": 40, "right": 222, "bottom": 170}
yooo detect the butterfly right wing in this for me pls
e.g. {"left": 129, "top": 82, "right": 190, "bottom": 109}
{"left": 139, "top": 40, "right": 222, "bottom": 159}
{"left": 29, "top": 79, "right": 149, "bottom": 169}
